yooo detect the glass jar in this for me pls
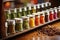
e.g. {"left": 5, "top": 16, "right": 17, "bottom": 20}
{"left": 27, "top": 15, "right": 35, "bottom": 28}
{"left": 36, "top": 4, "right": 40, "bottom": 12}
{"left": 40, "top": 3, "right": 45, "bottom": 11}
{"left": 27, "top": 6, "right": 32, "bottom": 15}
{"left": 39, "top": 12, "right": 45, "bottom": 24}
{"left": 10, "top": 8, "right": 17, "bottom": 19}
{"left": 53, "top": 7, "right": 58, "bottom": 19}
{"left": 4, "top": 10, "right": 11, "bottom": 20}
{"left": 16, "top": 8, "right": 22, "bottom": 18}
{"left": 22, "top": 7, "right": 27, "bottom": 16}
{"left": 32, "top": 5, "right": 37, "bottom": 13}
{"left": 5, "top": 22, "right": 8, "bottom": 36}
{"left": 33, "top": 13, "right": 40, "bottom": 26}
{"left": 49, "top": 9, "right": 54, "bottom": 21}
{"left": 45, "top": 10, "right": 49, "bottom": 22}
{"left": 15, "top": 18, "right": 23, "bottom": 31}
{"left": 22, "top": 16, "right": 30, "bottom": 30}
{"left": 7, "top": 20, "right": 16, "bottom": 34}
{"left": 57, "top": 8, "right": 60, "bottom": 18}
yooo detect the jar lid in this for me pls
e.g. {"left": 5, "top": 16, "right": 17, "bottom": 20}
{"left": 41, "top": 3, "right": 44, "bottom": 8}
{"left": 46, "top": 10, "right": 49, "bottom": 15}
{"left": 8, "top": 10, "right": 11, "bottom": 14}
{"left": 7, "top": 20, "right": 15, "bottom": 25}
{"left": 14, "top": 18, "right": 22, "bottom": 20}
{"left": 22, "top": 16, "right": 29, "bottom": 19}
{"left": 5, "top": 22, "right": 8, "bottom": 27}
{"left": 33, "top": 5, "right": 36, "bottom": 9}
{"left": 45, "top": 3, "right": 48, "bottom": 7}
{"left": 32, "top": 13, "right": 39, "bottom": 15}
{"left": 37, "top": 4, "right": 40, "bottom": 8}
{"left": 27, "top": 15, "right": 35, "bottom": 17}
{"left": 14, "top": 8, "right": 17, "bottom": 13}
{"left": 54, "top": 7, "right": 57, "bottom": 12}
{"left": 58, "top": 6, "right": 60, "bottom": 8}
{"left": 19, "top": 8, "right": 22, "bottom": 12}
{"left": 49, "top": 2, "right": 51, "bottom": 6}
{"left": 27, "top": 6, "right": 32, "bottom": 10}
{"left": 24, "top": 7, "right": 27, "bottom": 11}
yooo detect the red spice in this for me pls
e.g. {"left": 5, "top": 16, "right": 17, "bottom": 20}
{"left": 49, "top": 11, "right": 54, "bottom": 21}
{"left": 40, "top": 14, "right": 45, "bottom": 24}
{"left": 35, "top": 15, "right": 40, "bottom": 26}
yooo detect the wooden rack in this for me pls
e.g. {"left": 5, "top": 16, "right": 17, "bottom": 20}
{"left": 2, "top": 18, "right": 60, "bottom": 40}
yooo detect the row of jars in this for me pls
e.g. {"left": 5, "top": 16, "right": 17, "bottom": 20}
{"left": 4, "top": 2, "right": 51, "bottom": 20}
{"left": 5, "top": 6, "right": 60, "bottom": 36}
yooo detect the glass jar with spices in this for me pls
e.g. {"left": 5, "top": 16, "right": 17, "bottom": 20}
{"left": 44, "top": 10, "right": 49, "bottom": 22}
{"left": 49, "top": 8, "right": 54, "bottom": 21}
{"left": 5, "top": 22, "right": 8, "bottom": 36}
{"left": 33, "top": 13, "right": 40, "bottom": 26}
{"left": 53, "top": 7, "right": 58, "bottom": 19}
{"left": 39, "top": 12, "right": 45, "bottom": 24}
{"left": 22, "top": 16, "right": 30, "bottom": 30}
{"left": 15, "top": 18, "right": 23, "bottom": 31}
{"left": 57, "top": 7, "right": 60, "bottom": 18}
{"left": 7, "top": 20, "right": 16, "bottom": 34}
{"left": 10, "top": 8, "right": 17, "bottom": 19}
{"left": 27, "top": 15, "right": 35, "bottom": 28}
{"left": 16, "top": 8, "right": 22, "bottom": 18}
{"left": 22, "top": 7, "right": 27, "bottom": 16}
{"left": 27, "top": 6, "right": 32, "bottom": 15}
{"left": 32, "top": 5, "right": 37, "bottom": 13}
{"left": 36, "top": 4, "right": 40, "bottom": 12}
{"left": 4, "top": 10, "right": 11, "bottom": 20}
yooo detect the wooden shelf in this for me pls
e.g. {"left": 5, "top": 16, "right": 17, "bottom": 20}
{"left": 3, "top": 18, "right": 60, "bottom": 40}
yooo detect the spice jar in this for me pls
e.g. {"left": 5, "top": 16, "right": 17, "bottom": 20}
{"left": 27, "top": 6, "right": 32, "bottom": 15}
{"left": 53, "top": 7, "right": 58, "bottom": 19}
{"left": 39, "top": 12, "right": 45, "bottom": 24}
{"left": 32, "top": 5, "right": 37, "bottom": 13}
{"left": 57, "top": 8, "right": 60, "bottom": 18}
{"left": 49, "top": 9, "right": 54, "bottom": 21}
{"left": 10, "top": 8, "right": 17, "bottom": 19}
{"left": 44, "top": 10, "right": 49, "bottom": 22}
{"left": 5, "top": 22, "right": 8, "bottom": 36}
{"left": 15, "top": 18, "right": 23, "bottom": 31}
{"left": 27, "top": 15, "right": 35, "bottom": 28}
{"left": 16, "top": 8, "right": 22, "bottom": 18}
{"left": 36, "top": 4, "right": 40, "bottom": 12}
{"left": 40, "top": 3, "right": 45, "bottom": 11}
{"left": 4, "top": 10, "right": 11, "bottom": 20}
{"left": 44, "top": 2, "right": 48, "bottom": 9}
{"left": 33, "top": 13, "right": 40, "bottom": 26}
{"left": 22, "top": 16, "right": 30, "bottom": 30}
{"left": 22, "top": 7, "right": 27, "bottom": 16}
{"left": 7, "top": 20, "right": 16, "bottom": 34}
